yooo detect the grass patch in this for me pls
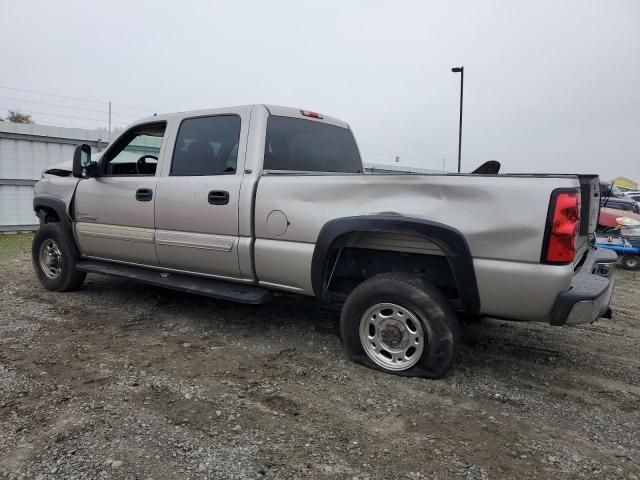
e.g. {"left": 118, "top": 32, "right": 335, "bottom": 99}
{"left": 0, "top": 232, "right": 33, "bottom": 266}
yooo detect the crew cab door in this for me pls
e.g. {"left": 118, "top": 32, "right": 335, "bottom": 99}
{"left": 154, "top": 110, "right": 248, "bottom": 279}
{"left": 74, "top": 122, "right": 167, "bottom": 265}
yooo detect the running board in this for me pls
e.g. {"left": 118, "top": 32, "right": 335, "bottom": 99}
{"left": 76, "top": 260, "right": 271, "bottom": 304}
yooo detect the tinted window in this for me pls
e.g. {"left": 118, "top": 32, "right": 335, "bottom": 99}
{"left": 264, "top": 116, "right": 362, "bottom": 173}
{"left": 104, "top": 123, "right": 165, "bottom": 176}
{"left": 171, "top": 115, "right": 241, "bottom": 176}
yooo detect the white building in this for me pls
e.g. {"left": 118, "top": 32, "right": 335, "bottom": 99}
{"left": 0, "top": 122, "right": 107, "bottom": 231}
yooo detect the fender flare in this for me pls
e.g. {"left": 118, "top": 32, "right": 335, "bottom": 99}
{"left": 33, "top": 194, "right": 70, "bottom": 226}
{"left": 311, "top": 216, "right": 480, "bottom": 313}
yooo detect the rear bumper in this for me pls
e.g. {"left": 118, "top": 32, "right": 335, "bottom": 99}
{"left": 550, "top": 248, "right": 617, "bottom": 326}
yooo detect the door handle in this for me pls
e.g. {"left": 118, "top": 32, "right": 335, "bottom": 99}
{"left": 208, "top": 190, "right": 229, "bottom": 205}
{"left": 136, "top": 188, "right": 153, "bottom": 202}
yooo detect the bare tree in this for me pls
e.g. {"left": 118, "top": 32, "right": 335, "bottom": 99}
{"left": 7, "top": 111, "right": 34, "bottom": 124}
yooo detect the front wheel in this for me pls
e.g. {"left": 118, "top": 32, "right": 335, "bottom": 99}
{"left": 621, "top": 255, "right": 640, "bottom": 270}
{"left": 340, "top": 273, "right": 460, "bottom": 379}
{"left": 32, "top": 223, "right": 86, "bottom": 291}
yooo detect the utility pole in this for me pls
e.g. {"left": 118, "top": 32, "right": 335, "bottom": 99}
{"left": 108, "top": 101, "right": 112, "bottom": 142}
{"left": 451, "top": 66, "right": 464, "bottom": 173}
{"left": 442, "top": 158, "right": 446, "bottom": 173}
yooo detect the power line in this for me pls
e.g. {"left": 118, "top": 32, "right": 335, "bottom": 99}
{"left": 0, "top": 95, "right": 141, "bottom": 118}
{"left": 16, "top": 119, "right": 127, "bottom": 132}
{"left": 0, "top": 86, "right": 155, "bottom": 113}
{"left": 14, "top": 119, "right": 103, "bottom": 130}
{"left": 0, "top": 106, "right": 128, "bottom": 126}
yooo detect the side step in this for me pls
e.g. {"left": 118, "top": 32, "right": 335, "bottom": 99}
{"left": 76, "top": 260, "right": 271, "bottom": 304}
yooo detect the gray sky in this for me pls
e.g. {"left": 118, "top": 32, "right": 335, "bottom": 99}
{"left": 1, "top": 0, "right": 638, "bottom": 180}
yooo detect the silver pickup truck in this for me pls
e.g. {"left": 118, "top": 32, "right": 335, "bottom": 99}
{"left": 32, "top": 104, "right": 617, "bottom": 378}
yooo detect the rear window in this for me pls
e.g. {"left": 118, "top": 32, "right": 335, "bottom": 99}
{"left": 264, "top": 116, "right": 362, "bottom": 173}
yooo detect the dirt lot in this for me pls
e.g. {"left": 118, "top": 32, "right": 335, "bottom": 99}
{"left": 1, "top": 233, "right": 639, "bottom": 480}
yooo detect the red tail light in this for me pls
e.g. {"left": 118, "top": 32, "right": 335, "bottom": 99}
{"left": 542, "top": 190, "right": 581, "bottom": 264}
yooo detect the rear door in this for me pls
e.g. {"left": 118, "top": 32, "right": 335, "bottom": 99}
{"left": 154, "top": 109, "right": 249, "bottom": 279}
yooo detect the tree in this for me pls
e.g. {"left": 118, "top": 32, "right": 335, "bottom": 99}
{"left": 7, "top": 111, "right": 33, "bottom": 124}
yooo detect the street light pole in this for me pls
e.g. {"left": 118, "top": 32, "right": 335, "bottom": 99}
{"left": 451, "top": 66, "right": 464, "bottom": 173}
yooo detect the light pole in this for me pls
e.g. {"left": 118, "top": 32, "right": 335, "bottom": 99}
{"left": 451, "top": 66, "right": 464, "bottom": 173}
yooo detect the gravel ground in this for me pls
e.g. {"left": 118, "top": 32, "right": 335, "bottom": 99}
{"left": 0, "top": 233, "right": 639, "bottom": 480}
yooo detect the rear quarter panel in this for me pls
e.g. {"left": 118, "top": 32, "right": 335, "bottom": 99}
{"left": 254, "top": 173, "right": 580, "bottom": 321}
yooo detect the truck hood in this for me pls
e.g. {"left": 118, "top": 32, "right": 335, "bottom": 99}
{"left": 43, "top": 160, "right": 73, "bottom": 175}
{"left": 42, "top": 152, "right": 103, "bottom": 176}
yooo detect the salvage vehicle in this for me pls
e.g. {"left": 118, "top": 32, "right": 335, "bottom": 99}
{"left": 596, "top": 217, "right": 640, "bottom": 270}
{"left": 624, "top": 191, "right": 640, "bottom": 204}
{"left": 600, "top": 197, "right": 640, "bottom": 214}
{"left": 32, "top": 105, "right": 617, "bottom": 378}
{"left": 598, "top": 207, "right": 640, "bottom": 231}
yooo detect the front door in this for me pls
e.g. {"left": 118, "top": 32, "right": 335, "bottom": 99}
{"left": 74, "top": 122, "right": 167, "bottom": 266}
{"left": 154, "top": 113, "right": 244, "bottom": 279}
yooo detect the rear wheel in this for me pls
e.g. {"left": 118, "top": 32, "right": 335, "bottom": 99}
{"left": 32, "top": 223, "right": 86, "bottom": 291}
{"left": 340, "top": 273, "right": 459, "bottom": 378}
{"left": 621, "top": 255, "right": 640, "bottom": 270}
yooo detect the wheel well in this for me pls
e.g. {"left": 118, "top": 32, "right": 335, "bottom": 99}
{"left": 35, "top": 206, "right": 61, "bottom": 224}
{"left": 323, "top": 232, "right": 459, "bottom": 305}
{"left": 33, "top": 195, "right": 70, "bottom": 226}
{"left": 312, "top": 217, "right": 480, "bottom": 313}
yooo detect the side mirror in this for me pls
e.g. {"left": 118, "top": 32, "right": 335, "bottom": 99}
{"left": 72, "top": 144, "right": 95, "bottom": 178}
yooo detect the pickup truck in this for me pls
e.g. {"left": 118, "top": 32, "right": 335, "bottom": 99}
{"left": 32, "top": 104, "right": 617, "bottom": 378}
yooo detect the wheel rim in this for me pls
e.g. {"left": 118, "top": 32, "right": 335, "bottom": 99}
{"left": 359, "top": 302, "right": 425, "bottom": 371}
{"left": 39, "top": 239, "right": 62, "bottom": 279}
{"left": 624, "top": 256, "right": 638, "bottom": 268}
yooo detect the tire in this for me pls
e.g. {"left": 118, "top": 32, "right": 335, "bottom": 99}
{"left": 340, "top": 272, "right": 460, "bottom": 379}
{"left": 621, "top": 255, "right": 640, "bottom": 270}
{"left": 32, "top": 223, "right": 86, "bottom": 291}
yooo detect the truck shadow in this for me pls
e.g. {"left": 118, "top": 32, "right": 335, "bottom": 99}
{"left": 78, "top": 276, "right": 576, "bottom": 370}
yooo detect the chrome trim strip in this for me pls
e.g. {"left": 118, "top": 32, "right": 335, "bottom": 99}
{"left": 80, "top": 232, "right": 154, "bottom": 243}
{"left": 76, "top": 222, "right": 154, "bottom": 244}
{"left": 258, "top": 280, "right": 306, "bottom": 293}
{"left": 155, "top": 230, "right": 235, "bottom": 252}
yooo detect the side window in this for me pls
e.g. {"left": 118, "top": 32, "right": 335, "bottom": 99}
{"left": 171, "top": 115, "right": 241, "bottom": 176}
{"left": 104, "top": 123, "right": 165, "bottom": 176}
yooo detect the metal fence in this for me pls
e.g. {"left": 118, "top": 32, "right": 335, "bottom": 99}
{"left": 0, "top": 122, "right": 107, "bottom": 232}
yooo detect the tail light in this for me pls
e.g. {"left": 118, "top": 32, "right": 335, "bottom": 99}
{"left": 542, "top": 189, "right": 581, "bottom": 264}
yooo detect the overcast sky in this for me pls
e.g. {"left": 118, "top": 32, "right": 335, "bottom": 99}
{"left": 1, "top": 0, "right": 638, "bottom": 180}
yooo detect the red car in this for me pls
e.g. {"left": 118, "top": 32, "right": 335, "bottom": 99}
{"left": 598, "top": 207, "right": 640, "bottom": 230}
